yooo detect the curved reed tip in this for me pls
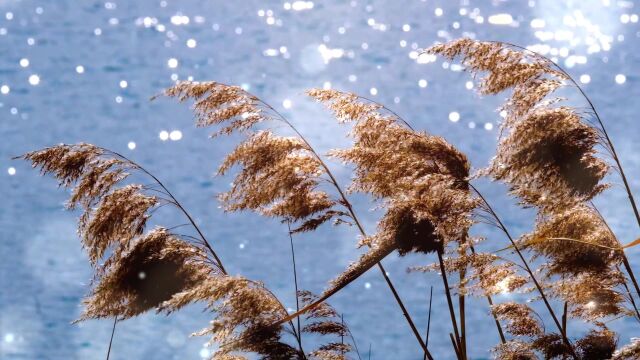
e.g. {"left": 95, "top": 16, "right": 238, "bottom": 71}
{"left": 163, "top": 80, "right": 265, "bottom": 136}
{"left": 21, "top": 143, "right": 103, "bottom": 187}
{"left": 426, "top": 38, "right": 567, "bottom": 97}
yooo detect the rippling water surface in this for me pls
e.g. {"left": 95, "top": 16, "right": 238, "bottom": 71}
{"left": 1, "top": 0, "right": 639, "bottom": 359}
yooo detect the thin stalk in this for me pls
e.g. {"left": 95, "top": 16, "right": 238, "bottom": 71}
{"left": 261, "top": 103, "right": 433, "bottom": 358}
{"left": 483, "top": 290, "right": 507, "bottom": 344}
{"left": 469, "top": 183, "right": 577, "bottom": 357}
{"left": 458, "top": 249, "right": 467, "bottom": 360}
{"left": 424, "top": 286, "right": 433, "bottom": 360}
{"left": 106, "top": 317, "right": 117, "bottom": 360}
{"left": 438, "top": 250, "right": 463, "bottom": 359}
{"left": 341, "top": 314, "right": 345, "bottom": 355}
{"left": 562, "top": 302, "right": 568, "bottom": 339}
{"left": 468, "top": 244, "right": 506, "bottom": 344}
{"left": 449, "top": 333, "right": 463, "bottom": 360}
{"left": 344, "top": 317, "right": 364, "bottom": 360}
{"left": 287, "top": 221, "right": 306, "bottom": 357}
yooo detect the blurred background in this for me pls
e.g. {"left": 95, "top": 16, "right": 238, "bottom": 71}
{"left": 1, "top": 0, "right": 639, "bottom": 358}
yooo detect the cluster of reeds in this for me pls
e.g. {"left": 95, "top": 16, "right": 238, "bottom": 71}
{"left": 20, "top": 38, "right": 640, "bottom": 359}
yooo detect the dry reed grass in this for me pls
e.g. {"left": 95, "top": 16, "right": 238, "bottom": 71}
{"left": 20, "top": 37, "right": 640, "bottom": 359}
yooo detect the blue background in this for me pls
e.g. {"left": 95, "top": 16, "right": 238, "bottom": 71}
{"left": 1, "top": 0, "right": 639, "bottom": 359}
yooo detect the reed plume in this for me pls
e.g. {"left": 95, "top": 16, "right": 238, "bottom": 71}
{"left": 308, "top": 88, "right": 477, "bottom": 358}
{"left": 522, "top": 205, "right": 622, "bottom": 276}
{"left": 162, "top": 81, "right": 434, "bottom": 357}
{"left": 22, "top": 142, "right": 358, "bottom": 359}
{"left": 491, "top": 340, "right": 536, "bottom": 360}
{"left": 162, "top": 81, "right": 349, "bottom": 234}
{"left": 486, "top": 106, "right": 608, "bottom": 213}
{"left": 491, "top": 303, "right": 542, "bottom": 337}
{"left": 429, "top": 38, "right": 637, "bottom": 357}
{"left": 307, "top": 89, "right": 476, "bottom": 276}
{"left": 80, "top": 227, "right": 210, "bottom": 320}
{"left": 20, "top": 144, "right": 222, "bottom": 322}
{"left": 612, "top": 338, "right": 640, "bottom": 359}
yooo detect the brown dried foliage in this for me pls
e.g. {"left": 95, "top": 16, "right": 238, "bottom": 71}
{"left": 553, "top": 271, "right": 626, "bottom": 320}
{"left": 80, "top": 227, "right": 210, "bottom": 320}
{"left": 160, "top": 275, "right": 302, "bottom": 359}
{"left": 612, "top": 338, "right": 640, "bottom": 360}
{"left": 492, "top": 340, "right": 537, "bottom": 360}
{"left": 163, "top": 81, "right": 347, "bottom": 234}
{"left": 308, "top": 89, "right": 478, "bottom": 295}
{"left": 492, "top": 302, "right": 543, "bottom": 337}
{"left": 523, "top": 205, "right": 622, "bottom": 276}
{"left": 576, "top": 329, "right": 617, "bottom": 360}
{"left": 487, "top": 107, "right": 608, "bottom": 213}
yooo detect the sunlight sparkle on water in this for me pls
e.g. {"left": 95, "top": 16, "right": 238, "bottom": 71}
{"left": 488, "top": 13, "right": 514, "bottom": 25}
{"left": 4, "top": 333, "right": 15, "bottom": 343}
{"left": 169, "top": 130, "right": 183, "bottom": 141}
{"left": 28, "top": 74, "right": 40, "bottom": 86}
{"left": 159, "top": 130, "right": 169, "bottom": 141}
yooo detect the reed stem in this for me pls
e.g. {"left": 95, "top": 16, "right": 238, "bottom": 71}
{"left": 468, "top": 244, "right": 506, "bottom": 344}
{"left": 106, "top": 317, "right": 117, "bottom": 360}
{"left": 438, "top": 249, "right": 463, "bottom": 359}
{"left": 469, "top": 183, "right": 577, "bottom": 358}
{"left": 262, "top": 103, "right": 433, "bottom": 358}
{"left": 423, "top": 286, "right": 433, "bottom": 360}
{"left": 287, "top": 222, "right": 306, "bottom": 357}
{"left": 449, "top": 333, "right": 463, "bottom": 360}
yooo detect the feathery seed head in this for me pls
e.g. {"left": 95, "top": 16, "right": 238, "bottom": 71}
{"left": 80, "top": 227, "right": 209, "bottom": 320}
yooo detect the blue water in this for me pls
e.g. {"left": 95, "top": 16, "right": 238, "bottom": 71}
{"left": 1, "top": 0, "right": 639, "bottom": 359}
